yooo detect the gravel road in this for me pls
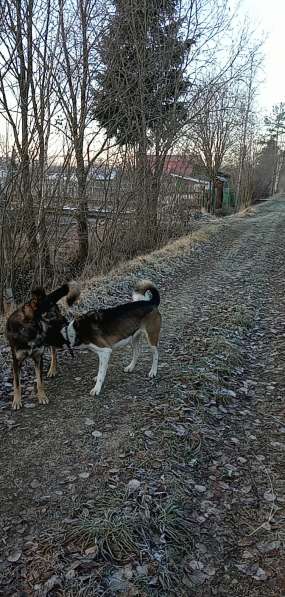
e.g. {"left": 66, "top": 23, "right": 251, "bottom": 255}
{"left": 0, "top": 196, "right": 285, "bottom": 596}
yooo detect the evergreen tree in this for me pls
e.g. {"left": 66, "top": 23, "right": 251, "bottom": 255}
{"left": 94, "top": 0, "right": 190, "bottom": 146}
{"left": 93, "top": 0, "right": 192, "bottom": 243}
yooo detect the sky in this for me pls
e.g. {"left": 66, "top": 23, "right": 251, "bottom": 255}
{"left": 243, "top": 0, "right": 285, "bottom": 113}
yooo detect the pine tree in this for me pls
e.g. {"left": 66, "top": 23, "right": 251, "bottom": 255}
{"left": 93, "top": 0, "right": 191, "bottom": 243}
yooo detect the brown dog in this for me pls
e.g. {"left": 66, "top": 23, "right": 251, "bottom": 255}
{"left": 6, "top": 282, "right": 80, "bottom": 410}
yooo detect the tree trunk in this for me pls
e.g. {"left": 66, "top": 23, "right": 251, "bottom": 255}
{"left": 135, "top": 145, "right": 163, "bottom": 250}
{"left": 37, "top": 143, "right": 51, "bottom": 283}
{"left": 76, "top": 160, "right": 89, "bottom": 263}
{"left": 215, "top": 179, "right": 223, "bottom": 210}
{"left": 21, "top": 159, "right": 38, "bottom": 268}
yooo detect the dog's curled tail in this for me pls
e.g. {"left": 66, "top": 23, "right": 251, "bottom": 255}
{"left": 132, "top": 280, "right": 160, "bottom": 306}
{"left": 38, "top": 281, "right": 80, "bottom": 314}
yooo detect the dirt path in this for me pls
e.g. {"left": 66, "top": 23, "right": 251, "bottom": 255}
{"left": 1, "top": 196, "right": 285, "bottom": 596}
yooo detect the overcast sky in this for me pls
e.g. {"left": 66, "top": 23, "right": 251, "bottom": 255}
{"left": 243, "top": 0, "right": 285, "bottom": 112}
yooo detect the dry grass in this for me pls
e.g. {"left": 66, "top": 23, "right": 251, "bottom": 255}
{"left": 67, "top": 507, "right": 142, "bottom": 562}
{"left": 80, "top": 222, "right": 220, "bottom": 300}
{"left": 0, "top": 218, "right": 220, "bottom": 339}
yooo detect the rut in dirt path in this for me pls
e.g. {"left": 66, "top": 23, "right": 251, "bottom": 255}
{"left": 0, "top": 196, "right": 285, "bottom": 596}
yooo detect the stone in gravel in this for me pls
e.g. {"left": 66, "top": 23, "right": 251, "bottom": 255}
{"left": 257, "top": 540, "right": 280, "bottom": 553}
{"left": 194, "top": 485, "right": 207, "bottom": 493}
{"left": 208, "top": 407, "right": 221, "bottom": 417}
{"left": 172, "top": 423, "right": 187, "bottom": 436}
{"left": 253, "top": 567, "right": 268, "bottom": 581}
{"left": 92, "top": 430, "right": 102, "bottom": 438}
{"left": 197, "top": 543, "right": 208, "bottom": 554}
{"left": 127, "top": 479, "right": 141, "bottom": 493}
{"left": 85, "top": 545, "right": 98, "bottom": 556}
{"left": 224, "top": 464, "right": 238, "bottom": 477}
{"left": 44, "top": 575, "right": 61, "bottom": 591}
{"left": 264, "top": 490, "right": 276, "bottom": 502}
{"left": 136, "top": 564, "right": 148, "bottom": 576}
{"left": 84, "top": 418, "right": 95, "bottom": 426}
{"left": 144, "top": 430, "right": 154, "bottom": 439}
{"left": 220, "top": 389, "right": 236, "bottom": 398}
{"left": 108, "top": 570, "right": 129, "bottom": 592}
{"left": 190, "top": 571, "right": 208, "bottom": 585}
{"left": 7, "top": 549, "right": 22, "bottom": 562}
{"left": 123, "top": 564, "right": 133, "bottom": 580}
{"left": 30, "top": 479, "right": 41, "bottom": 489}
{"left": 242, "top": 550, "right": 253, "bottom": 559}
{"left": 189, "top": 560, "right": 204, "bottom": 570}
{"left": 236, "top": 563, "right": 267, "bottom": 581}
{"left": 241, "top": 485, "right": 252, "bottom": 494}
{"left": 218, "top": 406, "right": 228, "bottom": 414}
{"left": 205, "top": 565, "right": 216, "bottom": 577}
{"left": 79, "top": 472, "right": 90, "bottom": 479}
{"left": 271, "top": 441, "right": 285, "bottom": 448}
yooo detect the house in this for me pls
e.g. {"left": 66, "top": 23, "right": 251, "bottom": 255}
{"left": 162, "top": 155, "right": 194, "bottom": 178}
{"left": 146, "top": 154, "right": 210, "bottom": 191}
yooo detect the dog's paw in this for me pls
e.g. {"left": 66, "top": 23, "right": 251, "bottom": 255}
{"left": 38, "top": 393, "right": 49, "bottom": 405}
{"left": 148, "top": 369, "right": 157, "bottom": 379}
{"left": 47, "top": 368, "right": 56, "bottom": 378}
{"left": 90, "top": 384, "right": 101, "bottom": 397}
{"left": 12, "top": 399, "right": 22, "bottom": 410}
{"left": 124, "top": 364, "right": 134, "bottom": 373}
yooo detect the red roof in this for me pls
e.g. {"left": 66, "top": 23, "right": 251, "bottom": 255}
{"left": 147, "top": 155, "right": 193, "bottom": 177}
{"left": 163, "top": 156, "right": 193, "bottom": 177}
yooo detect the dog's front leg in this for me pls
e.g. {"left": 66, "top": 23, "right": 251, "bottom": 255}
{"left": 11, "top": 350, "right": 22, "bottom": 410}
{"left": 33, "top": 353, "right": 49, "bottom": 405}
{"left": 90, "top": 346, "right": 112, "bottom": 396}
{"left": 47, "top": 347, "right": 57, "bottom": 378}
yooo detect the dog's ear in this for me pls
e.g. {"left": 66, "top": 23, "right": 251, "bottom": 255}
{"left": 30, "top": 287, "right": 46, "bottom": 310}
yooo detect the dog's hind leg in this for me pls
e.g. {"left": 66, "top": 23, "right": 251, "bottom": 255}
{"left": 47, "top": 347, "right": 57, "bottom": 378}
{"left": 143, "top": 311, "right": 161, "bottom": 379}
{"left": 11, "top": 350, "right": 23, "bottom": 410}
{"left": 90, "top": 346, "right": 112, "bottom": 396}
{"left": 124, "top": 332, "right": 141, "bottom": 373}
{"left": 33, "top": 352, "right": 49, "bottom": 405}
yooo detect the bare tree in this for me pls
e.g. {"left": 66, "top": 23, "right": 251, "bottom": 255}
{"left": 190, "top": 80, "right": 240, "bottom": 210}
{"left": 0, "top": 0, "right": 39, "bottom": 267}
{"left": 0, "top": 0, "right": 62, "bottom": 283}
{"left": 56, "top": 0, "right": 109, "bottom": 264}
